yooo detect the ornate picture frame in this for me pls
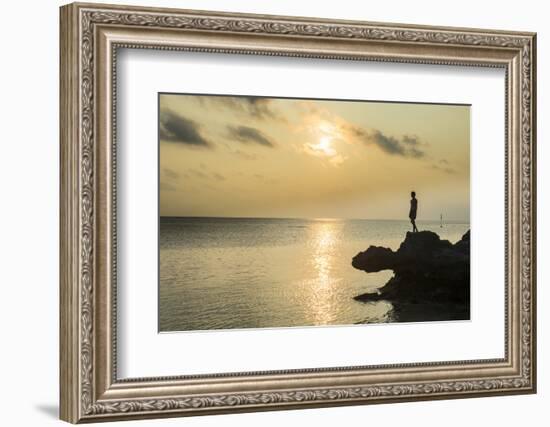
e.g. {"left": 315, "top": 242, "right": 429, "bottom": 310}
{"left": 60, "top": 2, "right": 536, "bottom": 423}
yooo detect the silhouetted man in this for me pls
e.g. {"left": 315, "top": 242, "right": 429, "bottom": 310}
{"left": 409, "top": 191, "right": 418, "bottom": 232}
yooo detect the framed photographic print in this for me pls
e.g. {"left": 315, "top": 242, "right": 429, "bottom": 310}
{"left": 60, "top": 2, "right": 537, "bottom": 423}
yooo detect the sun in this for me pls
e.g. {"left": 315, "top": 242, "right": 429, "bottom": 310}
{"left": 318, "top": 136, "right": 332, "bottom": 153}
{"left": 312, "top": 136, "right": 336, "bottom": 157}
{"left": 303, "top": 122, "right": 346, "bottom": 166}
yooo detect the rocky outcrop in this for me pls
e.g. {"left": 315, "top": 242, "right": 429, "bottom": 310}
{"left": 352, "top": 230, "right": 470, "bottom": 321}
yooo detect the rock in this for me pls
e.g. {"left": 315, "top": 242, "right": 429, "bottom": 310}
{"left": 352, "top": 230, "right": 470, "bottom": 321}
{"left": 454, "top": 230, "right": 470, "bottom": 255}
{"left": 351, "top": 246, "right": 395, "bottom": 272}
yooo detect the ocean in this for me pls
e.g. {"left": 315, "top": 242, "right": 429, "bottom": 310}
{"left": 159, "top": 217, "right": 469, "bottom": 332}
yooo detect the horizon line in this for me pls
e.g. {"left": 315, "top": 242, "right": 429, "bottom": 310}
{"left": 160, "top": 215, "right": 470, "bottom": 223}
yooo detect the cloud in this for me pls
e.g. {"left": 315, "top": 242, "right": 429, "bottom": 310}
{"left": 297, "top": 103, "right": 425, "bottom": 159}
{"left": 227, "top": 125, "right": 275, "bottom": 147}
{"left": 160, "top": 110, "right": 211, "bottom": 147}
{"left": 402, "top": 135, "right": 421, "bottom": 146}
{"left": 329, "top": 154, "right": 346, "bottom": 166}
{"left": 232, "top": 149, "right": 258, "bottom": 160}
{"left": 302, "top": 137, "right": 347, "bottom": 168}
{"left": 213, "top": 96, "right": 278, "bottom": 120}
{"left": 188, "top": 169, "right": 208, "bottom": 179}
{"left": 184, "top": 168, "right": 226, "bottom": 181}
{"left": 240, "top": 97, "right": 277, "bottom": 119}
{"left": 305, "top": 142, "right": 337, "bottom": 157}
{"left": 160, "top": 181, "right": 178, "bottom": 192}
{"left": 430, "top": 163, "right": 457, "bottom": 174}
{"left": 162, "top": 168, "right": 179, "bottom": 179}
{"left": 348, "top": 126, "right": 426, "bottom": 158}
{"left": 408, "top": 147, "right": 425, "bottom": 158}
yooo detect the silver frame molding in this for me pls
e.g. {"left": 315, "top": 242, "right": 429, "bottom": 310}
{"left": 60, "top": 2, "right": 537, "bottom": 423}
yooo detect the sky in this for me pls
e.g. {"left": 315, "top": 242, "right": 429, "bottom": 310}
{"left": 159, "top": 93, "right": 470, "bottom": 221}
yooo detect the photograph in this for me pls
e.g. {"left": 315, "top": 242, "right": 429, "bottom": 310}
{"left": 158, "top": 93, "right": 471, "bottom": 332}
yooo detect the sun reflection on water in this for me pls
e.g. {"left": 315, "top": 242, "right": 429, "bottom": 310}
{"left": 305, "top": 219, "right": 343, "bottom": 324}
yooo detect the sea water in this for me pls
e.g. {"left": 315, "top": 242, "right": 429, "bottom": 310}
{"left": 159, "top": 217, "right": 469, "bottom": 332}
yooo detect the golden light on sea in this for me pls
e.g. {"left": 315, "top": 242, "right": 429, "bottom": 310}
{"left": 305, "top": 220, "right": 343, "bottom": 324}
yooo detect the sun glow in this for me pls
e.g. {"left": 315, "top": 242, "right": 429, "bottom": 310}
{"left": 305, "top": 134, "right": 346, "bottom": 166}
{"left": 314, "top": 136, "right": 336, "bottom": 156}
